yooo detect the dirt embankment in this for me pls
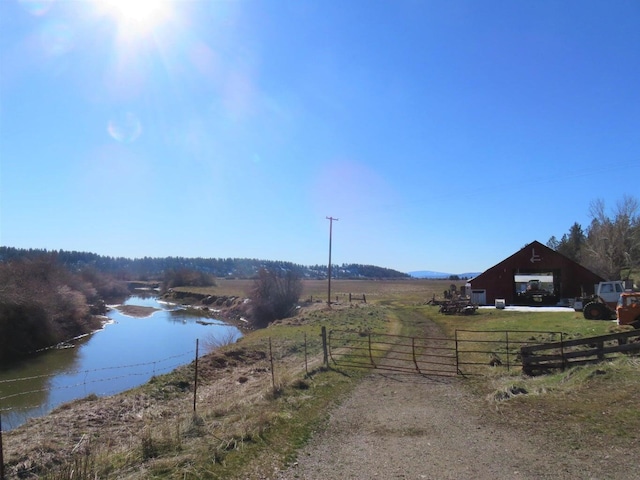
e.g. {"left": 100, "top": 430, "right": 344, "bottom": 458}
{"left": 159, "top": 290, "right": 252, "bottom": 330}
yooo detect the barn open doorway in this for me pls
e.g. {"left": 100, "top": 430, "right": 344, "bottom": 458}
{"left": 513, "top": 270, "right": 560, "bottom": 305}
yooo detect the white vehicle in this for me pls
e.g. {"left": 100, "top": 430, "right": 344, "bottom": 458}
{"left": 574, "top": 281, "right": 626, "bottom": 320}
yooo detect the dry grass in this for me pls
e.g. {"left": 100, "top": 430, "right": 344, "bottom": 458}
{"left": 4, "top": 299, "right": 389, "bottom": 479}
{"left": 5, "top": 278, "right": 640, "bottom": 479}
{"left": 478, "top": 357, "right": 640, "bottom": 451}
{"left": 174, "top": 278, "right": 458, "bottom": 305}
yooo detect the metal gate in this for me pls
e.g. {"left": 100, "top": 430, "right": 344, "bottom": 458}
{"left": 327, "top": 329, "right": 458, "bottom": 376}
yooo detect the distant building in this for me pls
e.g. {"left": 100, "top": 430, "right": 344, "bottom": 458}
{"left": 467, "top": 240, "right": 604, "bottom": 306}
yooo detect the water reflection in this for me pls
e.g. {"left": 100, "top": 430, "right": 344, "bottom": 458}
{"left": 0, "top": 296, "right": 241, "bottom": 431}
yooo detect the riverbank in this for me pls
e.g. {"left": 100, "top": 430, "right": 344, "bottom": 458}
{"left": 159, "top": 290, "right": 253, "bottom": 331}
{"left": 1, "top": 299, "right": 366, "bottom": 478}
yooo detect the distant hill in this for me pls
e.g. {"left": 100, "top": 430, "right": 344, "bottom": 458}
{"left": 409, "top": 270, "right": 481, "bottom": 279}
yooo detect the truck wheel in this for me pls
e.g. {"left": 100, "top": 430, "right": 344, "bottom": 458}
{"left": 583, "top": 302, "right": 605, "bottom": 320}
{"left": 631, "top": 317, "right": 640, "bottom": 330}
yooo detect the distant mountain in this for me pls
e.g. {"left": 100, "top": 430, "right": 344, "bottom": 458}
{"left": 409, "top": 270, "right": 481, "bottom": 279}
{"left": 459, "top": 272, "right": 482, "bottom": 279}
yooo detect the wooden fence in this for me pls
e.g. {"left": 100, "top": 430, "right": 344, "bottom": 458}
{"left": 521, "top": 329, "right": 640, "bottom": 375}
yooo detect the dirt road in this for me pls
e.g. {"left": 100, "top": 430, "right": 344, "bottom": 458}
{"left": 275, "top": 311, "right": 638, "bottom": 480}
{"left": 275, "top": 370, "right": 636, "bottom": 480}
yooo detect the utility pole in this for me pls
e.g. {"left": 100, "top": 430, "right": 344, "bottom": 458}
{"left": 326, "top": 216, "right": 338, "bottom": 306}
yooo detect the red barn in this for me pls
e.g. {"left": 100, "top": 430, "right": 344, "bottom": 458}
{"left": 467, "top": 240, "right": 604, "bottom": 306}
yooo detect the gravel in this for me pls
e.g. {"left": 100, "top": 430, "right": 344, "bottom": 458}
{"left": 274, "top": 313, "right": 639, "bottom": 480}
{"left": 274, "top": 371, "right": 638, "bottom": 480}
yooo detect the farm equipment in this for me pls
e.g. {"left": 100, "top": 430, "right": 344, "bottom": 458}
{"left": 515, "top": 279, "right": 558, "bottom": 306}
{"left": 616, "top": 292, "right": 640, "bottom": 328}
{"left": 428, "top": 284, "right": 478, "bottom": 315}
{"left": 576, "top": 281, "right": 626, "bottom": 320}
{"left": 439, "top": 297, "right": 477, "bottom": 315}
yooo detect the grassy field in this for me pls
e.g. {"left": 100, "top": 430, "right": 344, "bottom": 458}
{"left": 173, "top": 277, "right": 640, "bottom": 455}
{"left": 8, "top": 278, "right": 639, "bottom": 479}
{"left": 173, "top": 277, "right": 453, "bottom": 303}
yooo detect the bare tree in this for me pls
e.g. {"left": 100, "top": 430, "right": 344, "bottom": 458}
{"left": 582, "top": 195, "right": 640, "bottom": 280}
{"left": 248, "top": 268, "right": 303, "bottom": 328}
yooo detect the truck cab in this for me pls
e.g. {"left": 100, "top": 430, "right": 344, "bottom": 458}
{"left": 596, "top": 281, "right": 625, "bottom": 307}
{"left": 574, "top": 281, "right": 623, "bottom": 310}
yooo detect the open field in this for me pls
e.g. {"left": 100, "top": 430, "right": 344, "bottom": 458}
{"left": 174, "top": 277, "right": 458, "bottom": 304}
{"left": 3, "top": 279, "right": 640, "bottom": 479}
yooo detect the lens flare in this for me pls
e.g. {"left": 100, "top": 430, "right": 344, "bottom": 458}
{"left": 107, "top": 112, "right": 142, "bottom": 143}
{"left": 18, "top": 0, "right": 55, "bottom": 16}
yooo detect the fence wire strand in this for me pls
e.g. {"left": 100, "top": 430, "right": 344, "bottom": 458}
{"left": 0, "top": 349, "right": 200, "bottom": 412}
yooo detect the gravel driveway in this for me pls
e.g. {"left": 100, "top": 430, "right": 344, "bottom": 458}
{"left": 275, "top": 313, "right": 638, "bottom": 480}
{"left": 275, "top": 371, "right": 637, "bottom": 480}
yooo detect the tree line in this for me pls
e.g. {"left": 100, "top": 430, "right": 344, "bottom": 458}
{"left": 547, "top": 194, "right": 640, "bottom": 281}
{"left": 0, "top": 247, "right": 410, "bottom": 280}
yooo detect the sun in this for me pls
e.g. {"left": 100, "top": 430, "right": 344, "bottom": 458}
{"left": 102, "top": 0, "right": 171, "bottom": 32}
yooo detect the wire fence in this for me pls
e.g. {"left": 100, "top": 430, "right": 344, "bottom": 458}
{"left": 0, "top": 333, "right": 325, "bottom": 479}
{"left": 0, "top": 327, "right": 571, "bottom": 426}
{"left": 0, "top": 326, "right": 580, "bottom": 479}
{"left": 0, "top": 352, "right": 195, "bottom": 404}
{"left": 0, "top": 348, "right": 200, "bottom": 434}
{"left": 0, "top": 330, "right": 327, "bottom": 425}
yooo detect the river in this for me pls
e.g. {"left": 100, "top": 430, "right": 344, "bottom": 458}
{"left": 0, "top": 295, "right": 241, "bottom": 431}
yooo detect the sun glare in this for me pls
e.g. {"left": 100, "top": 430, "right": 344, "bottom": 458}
{"left": 103, "top": 0, "right": 171, "bottom": 31}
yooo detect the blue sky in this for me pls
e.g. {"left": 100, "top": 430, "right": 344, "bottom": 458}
{"left": 1, "top": 0, "right": 638, "bottom": 274}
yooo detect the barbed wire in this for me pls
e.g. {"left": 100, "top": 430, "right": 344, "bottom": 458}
{"left": 0, "top": 347, "right": 204, "bottom": 413}
{"left": 0, "top": 360, "right": 186, "bottom": 405}
{"left": 0, "top": 334, "right": 314, "bottom": 423}
{"left": 0, "top": 350, "right": 196, "bottom": 386}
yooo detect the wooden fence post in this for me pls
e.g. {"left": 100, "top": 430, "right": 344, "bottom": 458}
{"left": 368, "top": 333, "right": 375, "bottom": 367}
{"left": 321, "top": 327, "right": 328, "bottom": 367}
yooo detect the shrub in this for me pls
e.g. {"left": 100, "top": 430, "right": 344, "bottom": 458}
{"left": 0, "top": 256, "right": 112, "bottom": 360}
{"left": 248, "top": 269, "right": 302, "bottom": 328}
{"left": 162, "top": 268, "right": 217, "bottom": 292}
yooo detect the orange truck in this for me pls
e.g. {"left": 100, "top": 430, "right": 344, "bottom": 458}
{"left": 617, "top": 292, "right": 640, "bottom": 329}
